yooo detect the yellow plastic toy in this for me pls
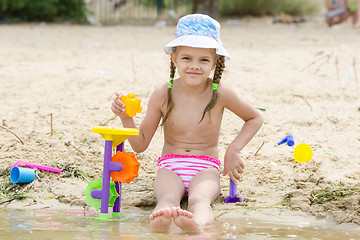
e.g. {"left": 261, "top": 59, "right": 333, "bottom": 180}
{"left": 120, "top": 93, "right": 142, "bottom": 117}
{"left": 92, "top": 126, "right": 139, "bottom": 149}
{"left": 293, "top": 143, "right": 313, "bottom": 163}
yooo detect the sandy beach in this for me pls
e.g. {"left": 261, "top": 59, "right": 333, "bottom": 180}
{"left": 0, "top": 16, "right": 360, "bottom": 228}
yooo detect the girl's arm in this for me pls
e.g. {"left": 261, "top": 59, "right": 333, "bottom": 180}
{"left": 220, "top": 85, "right": 263, "bottom": 184}
{"left": 111, "top": 86, "right": 165, "bottom": 153}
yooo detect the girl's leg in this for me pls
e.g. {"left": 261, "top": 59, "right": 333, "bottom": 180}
{"left": 150, "top": 168, "right": 185, "bottom": 232}
{"left": 187, "top": 167, "right": 221, "bottom": 225}
{"left": 172, "top": 167, "right": 220, "bottom": 232}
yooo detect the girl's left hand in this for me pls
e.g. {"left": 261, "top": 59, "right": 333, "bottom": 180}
{"left": 223, "top": 149, "right": 245, "bottom": 185}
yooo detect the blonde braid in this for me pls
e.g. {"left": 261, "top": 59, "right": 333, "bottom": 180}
{"left": 161, "top": 58, "right": 176, "bottom": 126}
{"left": 199, "top": 55, "right": 225, "bottom": 122}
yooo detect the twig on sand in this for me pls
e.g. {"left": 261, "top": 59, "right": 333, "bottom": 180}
{"left": 100, "top": 115, "right": 117, "bottom": 126}
{"left": 300, "top": 54, "right": 326, "bottom": 72}
{"left": 314, "top": 59, "right": 327, "bottom": 73}
{"left": 23, "top": 201, "right": 38, "bottom": 207}
{"left": 314, "top": 51, "right": 334, "bottom": 73}
{"left": 215, "top": 211, "right": 230, "bottom": 219}
{"left": 335, "top": 50, "right": 340, "bottom": 82}
{"left": 50, "top": 113, "right": 53, "bottom": 136}
{"left": 300, "top": 52, "right": 332, "bottom": 72}
{"left": 353, "top": 52, "right": 358, "bottom": 83}
{"left": 254, "top": 140, "right": 265, "bottom": 156}
{"left": 0, "top": 125, "right": 24, "bottom": 145}
{"left": 132, "top": 53, "right": 136, "bottom": 82}
{"left": 66, "top": 141, "right": 87, "bottom": 156}
{"left": 0, "top": 198, "right": 19, "bottom": 206}
{"left": 35, "top": 173, "right": 42, "bottom": 182}
{"left": 28, "top": 130, "right": 35, "bottom": 140}
{"left": 292, "top": 94, "right": 313, "bottom": 112}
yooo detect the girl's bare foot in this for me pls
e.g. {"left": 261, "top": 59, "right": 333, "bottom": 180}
{"left": 171, "top": 207, "right": 202, "bottom": 233}
{"left": 149, "top": 208, "right": 172, "bottom": 232}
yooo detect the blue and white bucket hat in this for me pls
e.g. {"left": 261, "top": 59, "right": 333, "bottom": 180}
{"left": 164, "top": 14, "right": 231, "bottom": 59}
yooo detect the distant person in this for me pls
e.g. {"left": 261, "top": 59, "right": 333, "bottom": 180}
{"left": 325, "top": 0, "right": 360, "bottom": 28}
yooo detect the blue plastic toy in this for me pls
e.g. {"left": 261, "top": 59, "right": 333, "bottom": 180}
{"left": 277, "top": 134, "right": 294, "bottom": 146}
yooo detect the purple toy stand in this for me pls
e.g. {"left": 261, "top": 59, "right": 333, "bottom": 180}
{"left": 112, "top": 143, "right": 124, "bottom": 217}
{"left": 224, "top": 179, "right": 242, "bottom": 203}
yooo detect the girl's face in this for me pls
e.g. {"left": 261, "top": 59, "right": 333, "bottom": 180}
{"left": 171, "top": 46, "right": 216, "bottom": 88}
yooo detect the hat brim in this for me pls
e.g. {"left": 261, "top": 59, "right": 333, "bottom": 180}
{"left": 164, "top": 35, "right": 231, "bottom": 60}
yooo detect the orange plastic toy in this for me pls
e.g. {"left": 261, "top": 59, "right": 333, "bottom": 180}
{"left": 111, "top": 151, "right": 140, "bottom": 183}
{"left": 120, "top": 93, "right": 142, "bottom": 117}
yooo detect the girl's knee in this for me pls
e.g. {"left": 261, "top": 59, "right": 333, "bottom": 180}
{"left": 187, "top": 194, "right": 208, "bottom": 206}
{"left": 187, "top": 187, "right": 220, "bottom": 206}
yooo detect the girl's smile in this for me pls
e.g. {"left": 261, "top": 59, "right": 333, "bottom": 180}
{"left": 186, "top": 71, "right": 201, "bottom": 77}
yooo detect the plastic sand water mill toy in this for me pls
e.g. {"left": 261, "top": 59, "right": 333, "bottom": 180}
{"left": 84, "top": 126, "right": 140, "bottom": 220}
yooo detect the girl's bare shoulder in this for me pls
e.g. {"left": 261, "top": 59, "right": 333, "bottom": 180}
{"left": 152, "top": 82, "right": 168, "bottom": 96}
{"left": 218, "top": 83, "right": 239, "bottom": 103}
{"left": 148, "top": 82, "right": 169, "bottom": 106}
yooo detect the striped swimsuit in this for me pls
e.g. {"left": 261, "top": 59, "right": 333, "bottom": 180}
{"left": 157, "top": 154, "right": 221, "bottom": 192}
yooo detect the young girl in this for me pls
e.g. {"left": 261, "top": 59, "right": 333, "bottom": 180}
{"left": 111, "top": 14, "right": 263, "bottom": 233}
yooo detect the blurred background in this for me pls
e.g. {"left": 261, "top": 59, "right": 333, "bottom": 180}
{"left": 0, "top": 0, "right": 324, "bottom": 25}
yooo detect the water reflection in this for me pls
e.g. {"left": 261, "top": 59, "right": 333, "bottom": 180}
{"left": 218, "top": 217, "right": 360, "bottom": 240}
{"left": 0, "top": 208, "right": 359, "bottom": 239}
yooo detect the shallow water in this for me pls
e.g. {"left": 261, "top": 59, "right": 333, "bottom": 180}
{"left": 0, "top": 208, "right": 359, "bottom": 240}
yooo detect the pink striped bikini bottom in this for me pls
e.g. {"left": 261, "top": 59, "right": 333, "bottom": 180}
{"left": 157, "top": 154, "right": 221, "bottom": 192}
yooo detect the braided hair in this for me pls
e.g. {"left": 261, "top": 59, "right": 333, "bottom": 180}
{"left": 160, "top": 59, "right": 176, "bottom": 126}
{"left": 199, "top": 55, "right": 225, "bottom": 122}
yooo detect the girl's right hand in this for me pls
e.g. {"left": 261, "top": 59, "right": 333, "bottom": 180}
{"left": 111, "top": 92, "right": 128, "bottom": 118}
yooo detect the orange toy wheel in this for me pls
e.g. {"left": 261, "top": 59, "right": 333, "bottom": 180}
{"left": 111, "top": 151, "right": 140, "bottom": 183}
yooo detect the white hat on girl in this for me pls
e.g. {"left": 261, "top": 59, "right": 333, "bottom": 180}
{"left": 164, "top": 14, "right": 231, "bottom": 59}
